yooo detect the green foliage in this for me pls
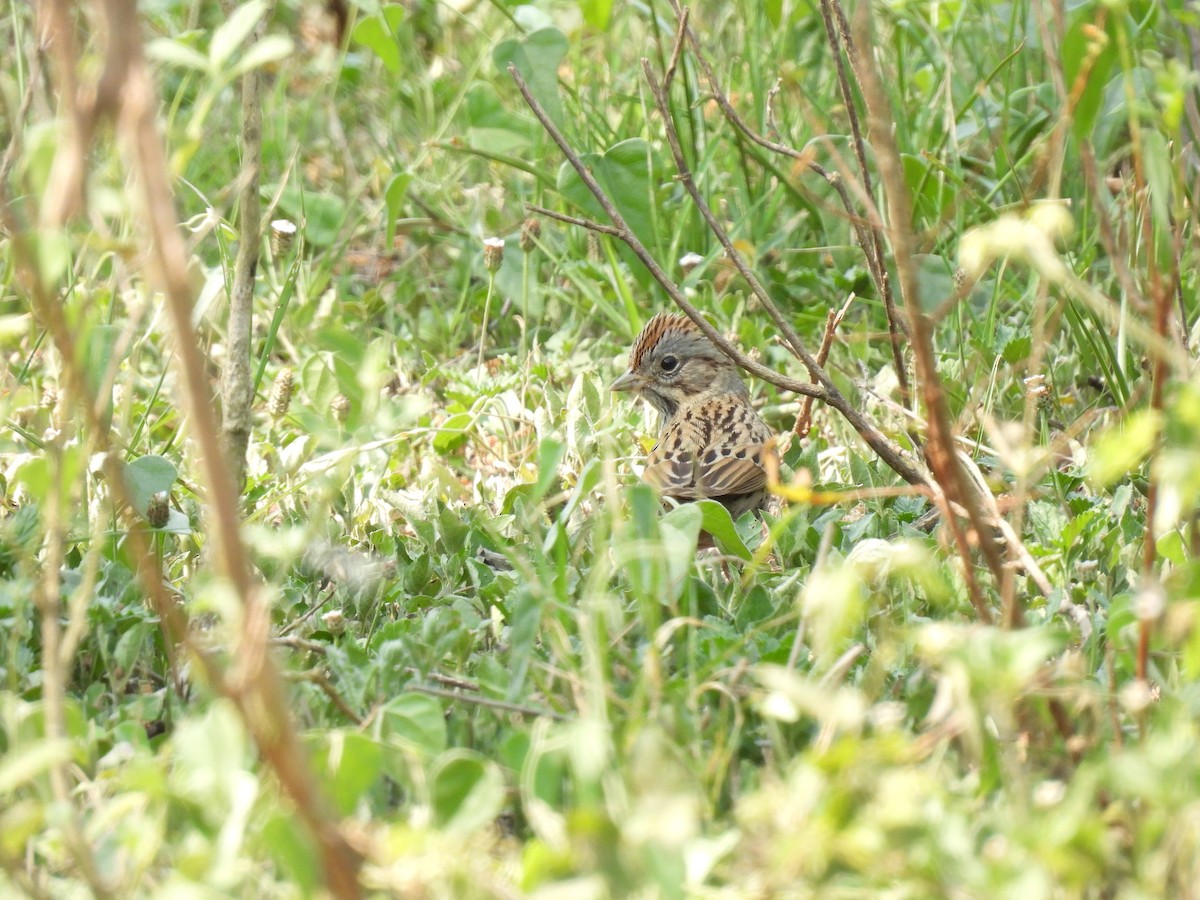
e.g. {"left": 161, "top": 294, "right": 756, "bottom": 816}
{"left": 3, "top": 0, "right": 1200, "bottom": 896}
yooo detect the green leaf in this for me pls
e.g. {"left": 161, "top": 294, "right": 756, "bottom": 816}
{"left": 267, "top": 185, "right": 349, "bottom": 248}
{"left": 1061, "top": 14, "right": 1116, "bottom": 140}
{"left": 495, "top": 28, "right": 569, "bottom": 129}
{"left": 1141, "top": 128, "right": 1173, "bottom": 233}
{"left": 433, "top": 411, "right": 472, "bottom": 453}
{"left": 352, "top": 5, "right": 407, "bottom": 75}
{"left": 1001, "top": 333, "right": 1032, "bottom": 364}
{"left": 660, "top": 502, "right": 703, "bottom": 592}
{"left": 694, "top": 499, "right": 752, "bottom": 561}
{"left": 579, "top": 0, "right": 614, "bottom": 30}
{"left": 81, "top": 324, "right": 123, "bottom": 413}
{"left": 558, "top": 139, "right": 658, "bottom": 282}
{"left": 311, "top": 731, "right": 383, "bottom": 816}
{"left": 384, "top": 171, "right": 412, "bottom": 248}
{"left": 260, "top": 812, "right": 320, "bottom": 893}
{"left": 374, "top": 694, "right": 447, "bottom": 758}
{"left": 1087, "top": 409, "right": 1161, "bottom": 487}
{"left": 210, "top": 0, "right": 268, "bottom": 68}
{"left": 429, "top": 750, "right": 506, "bottom": 833}
{"left": 465, "top": 84, "right": 539, "bottom": 153}
{"left": 121, "top": 455, "right": 178, "bottom": 517}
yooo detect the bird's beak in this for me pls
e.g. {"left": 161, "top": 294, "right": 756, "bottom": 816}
{"left": 610, "top": 369, "right": 640, "bottom": 392}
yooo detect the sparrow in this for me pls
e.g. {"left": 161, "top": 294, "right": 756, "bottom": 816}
{"left": 611, "top": 313, "right": 774, "bottom": 519}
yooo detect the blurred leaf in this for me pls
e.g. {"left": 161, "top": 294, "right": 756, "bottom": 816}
{"left": 558, "top": 139, "right": 658, "bottom": 283}
{"left": 261, "top": 811, "right": 321, "bottom": 892}
{"left": 1061, "top": 14, "right": 1116, "bottom": 141}
{"left": 146, "top": 38, "right": 209, "bottom": 71}
{"left": 210, "top": 0, "right": 268, "bottom": 68}
{"left": 1088, "top": 410, "right": 1161, "bottom": 487}
{"left": 384, "top": 171, "right": 413, "bottom": 248}
{"left": 0, "top": 740, "right": 72, "bottom": 796}
{"left": 495, "top": 28, "right": 569, "bottom": 129}
{"left": 311, "top": 731, "right": 383, "bottom": 815}
{"left": 430, "top": 750, "right": 506, "bottom": 832}
{"left": 353, "top": 5, "right": 406, "bottom": 74}
{"left": 579, "top": 0, "right": 613, "bottom": 30}
{"left": 122, "top": 455, "right": 178, "bottom": 517}
{"left": 230, "top": 34, "right": 294, "bottom": 77}
{"left": 375, "top": 694, "right": 448, "bottom": 758}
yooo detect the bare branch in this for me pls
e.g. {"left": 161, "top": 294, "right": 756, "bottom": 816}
{"left": 852, "top": 4, "right": 1009, "bottom": 622}
{"left": 506, "top": 66, "right": 823, "bottom": 400}
{"left": 526, "top": 203, "right": 623, "bottom": 237}
{"left": 639, "top": 58, "right": 929, "bottom": 486}
{"left": 222, "top": 3, "right": 276, "bottom": 489}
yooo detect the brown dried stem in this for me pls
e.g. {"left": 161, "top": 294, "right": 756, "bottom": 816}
{"left": 19, "top": 3, "right": 364, "bottom": 895}
{"left": 816, "top": 0, "right": 909, "bottom": 406}
{"left": 794, "top": 293, "right": 855, "bottom": 438}
{"left": 513, "top": 62, "right": 926, "bottom": 488}
{"left": 222, "top": 1, "right": 275, "bottom": 489}
{"left": 665, "top": 3, "right": 888, "bottom": 320}
{"left": 642, "top": 59, "right": 928, "bottom": 487}
{"left": 851, "top": 5, "right": 1007, "bottom": 624}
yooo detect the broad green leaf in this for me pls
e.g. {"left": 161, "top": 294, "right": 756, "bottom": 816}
{"left": 267, "top": 185, "right": 349, "bottom": 248}
{"left": 693, "top": 499, "right": 752, "bottom": 561}
{"left": 429, "top": 750, "right": 506, "bottom": 833}
{"left": 579, "top": 0, "right": 614, "bottom": 30}
{"left": 661, "top": 502, "right": 703, "bottom": 593}
{"left": 353, "top": 6, "right": 407, "bottom": 75}
{"left": 1087, "top": 409, "right": 1161, "bottom": 487}
{"left": 311, "top": 731, "right": 384, "bottom": 816}
{"left": 433, "top": 411, "right": 472, "bottom": 453}
{"left": 260, "top": 812, "right": 320, "bottom": 893}
{"left": 375, "top": 694, "right": 447, "bottom": 758}
{"left": 495, "top": 27, "right": 568, "bottom": 129}
{"left": 558, "top": 139, "right": 658, "bottom": 282}
{"left": 465, "top": 83, "right": 539, "bottom": 153}
{"left": 122, "top": 455, "right": 178, "bottom": 517}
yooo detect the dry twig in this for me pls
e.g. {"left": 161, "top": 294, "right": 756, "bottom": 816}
{"left": 508, "top": 64, "right": 928, "bottom": 488}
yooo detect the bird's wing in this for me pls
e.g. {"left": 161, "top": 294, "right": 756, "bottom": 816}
{"left": 696, "top": 443, "right": 768, "bottom": 498}
{"left": 643, "top": 410, "right": 770, "bottom": 501}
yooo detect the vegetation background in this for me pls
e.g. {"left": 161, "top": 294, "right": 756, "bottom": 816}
{"left": 3, "top": 0, "right": 1200, "bottom": 896}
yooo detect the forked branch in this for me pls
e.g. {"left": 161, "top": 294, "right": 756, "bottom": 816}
{"left": 507, "top": 65, "right": 928, "bottom": 488}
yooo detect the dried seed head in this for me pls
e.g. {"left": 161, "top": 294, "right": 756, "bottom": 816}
{"left": 146, "top": 491, "right": 170, "bottom": 528}
{"left": 520, "top": 218, "right": 541, "bottom": 253}
{"left": 679, "top": 252, "right": 703, "bottom": 275}
{"left": 332, "top": 393, "right": 351, "bottom": 424}
{"left": 271, "top": 219, "right": 297, "bottom": 256}
{"left": 269, "top": 367, "right": 295, "bottom": 419}
{"left": 483, "top": 237, "right": 505, "bottom": 273}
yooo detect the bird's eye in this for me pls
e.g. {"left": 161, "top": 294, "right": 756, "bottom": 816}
{"left": 660, "top": 355, "right": 679, "bottom": 373}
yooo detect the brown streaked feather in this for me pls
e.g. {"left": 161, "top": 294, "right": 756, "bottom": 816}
{"left": 616, "top": 312, "right": 776, "bottom": 520}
